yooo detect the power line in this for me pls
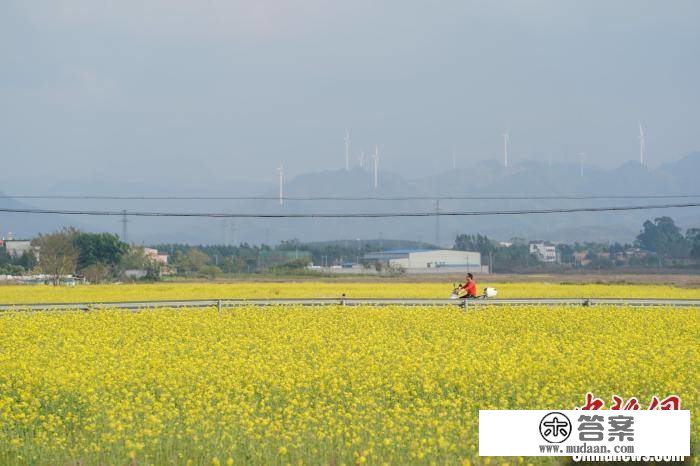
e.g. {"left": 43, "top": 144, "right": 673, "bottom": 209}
{"left": 0, "top": 193, "right": 699, "bottom": 202}
{"left": 0, "top": 202, "right": 698, "bottom": 219}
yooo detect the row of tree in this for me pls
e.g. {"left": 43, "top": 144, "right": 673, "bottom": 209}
{"left": 453, "top": 217, "right": 700, "bottom": 272}
{"left": 154, "top": 216, "right": 700, "bottom": 276}
{"left": 153, "top": 244, "right": 293, "bottom": 276}
{"left": 1, "top": 228, "right": 161, "bottom": 283}
{"left": 152, "top": 239, "right": 433, "bottom": 275}
{"left": 4, "top": 216, "right": 697, "bottom": 282}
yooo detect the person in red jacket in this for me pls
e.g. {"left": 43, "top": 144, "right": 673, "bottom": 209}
{"left": 458, "top": 273, "right": 478, "bottom": 298}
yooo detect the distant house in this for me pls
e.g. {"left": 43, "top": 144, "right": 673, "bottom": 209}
{"left": 529, "top": 242, "right": 557, "bottom": 263}
{"left": 4, "top": 240, "right": 34, "bottom": 259}
{"left": 573, "top": 251, "right": 590, "bottom": 266}
{"left": 144, "top": 247, "right": 169, "bottom": 265}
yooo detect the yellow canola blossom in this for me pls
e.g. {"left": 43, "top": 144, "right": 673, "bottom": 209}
{"left": 0, "top": 305, "right": 697, "bottom": 465}
{"left": 0, "top": 281, "right": 699, "bottom": 304}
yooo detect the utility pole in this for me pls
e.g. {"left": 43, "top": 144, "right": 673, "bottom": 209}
{"left": 121, "top": 209, "right": 128, "bottom": 243}
{"left": 222, "top": 219, "right": 237, "bottom": 245}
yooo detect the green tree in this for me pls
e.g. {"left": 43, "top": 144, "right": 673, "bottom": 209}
{"left": 170, "top": 248, "right": 210, "bottom": 274}
{"left": 454, "top": 234, "right": 498, "bottom": 263}
{"left": 118, "top": 247, "right": 162, "bottom": 281}
{"left": 0, "top": 247, "right": 12, "bottom": 268}
{"left": 82, "top": 262, "right": 110, "bottom": 283}
{"left": 636, "top": 217, "right": 689, "bottom": 259}
{"left": 493, "top": 243, "right": 534, "bottom": 271}
{"left": 558, "top": 244, "right": 575, "bottom": 264}
{"left": 17, "top": 250, "right": 38, "bottom": 271}
{"left": 74, "top": 232, "right": 129, "bottom": 271}
{"left": 198, "top": 264, "right": 222, "bottom": 279}
{"left": 687, "top": 228, "right": 700, "bottom": 260}
{"left": 32, "top": 228, "right": 79, "bottom": 285}
{"left": 186, "top": 248, "right": 210, "bottom": 272}
{"left": 120, "top": 247, "right": 150, "bottom": 270}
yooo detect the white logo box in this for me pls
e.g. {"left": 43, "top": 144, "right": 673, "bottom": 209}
{"left": 479, "top": 410, "right": 690, "bottom": 457}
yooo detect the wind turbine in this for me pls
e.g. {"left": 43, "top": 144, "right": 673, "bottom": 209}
{"left": 578, "top": 152, "right": 585, "bottom": 178}
{"left": 345, "top": 130, "right": 351, "bottom": 171}
{"left": 502, "top": 131, "right": 509, "bottom": 168}
{"left": 359, "top": 150, "right": 365, "bottom": 169}
{"left": 372, "top": 145, "right": 379, "bottom": 189}
{"left": 639, "top": 124, "right": 645, "bottom": 165}
{"left": 277, "top": 164, "right": 284, "bottom": 205}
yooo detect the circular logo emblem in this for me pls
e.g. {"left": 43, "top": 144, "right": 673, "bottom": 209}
{"left": 539, "top": 412, "right": 572, "bottom": 444}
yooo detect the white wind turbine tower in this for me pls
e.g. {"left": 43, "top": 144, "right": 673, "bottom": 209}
{"left": 277, "top": 164, "right": 284, "bottom": 205}
{"left": 639, "top": 124, "right": 645, "bottom": 165}
{"left": 358, "top": 150, "right": 365, "bottom": 168}
{"left": 344, "top": 130, "right": 351, "bottom": 171}
{"left": 578, "top": 152, "right": 585, "bottom": 178}
{"left": 502, "top": 131, "right": 509, "bottom": 168}
{"left": 372, "top": 145, "right": 379, "bottom": 189}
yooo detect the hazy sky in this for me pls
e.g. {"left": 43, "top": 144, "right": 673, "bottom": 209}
{"left": 2, "top": 1, "right": 699, "bottom": 190}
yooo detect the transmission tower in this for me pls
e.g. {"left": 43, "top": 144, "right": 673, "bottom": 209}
{"left": 121, "top": 209, "right": 128, "bottom": 243}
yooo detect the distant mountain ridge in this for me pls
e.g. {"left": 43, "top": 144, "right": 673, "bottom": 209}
{"left": 0, "top": 195, "right": 75, "bottom": 239}
{"left": 1, "top": 152, "right": 699, "bottom": 244}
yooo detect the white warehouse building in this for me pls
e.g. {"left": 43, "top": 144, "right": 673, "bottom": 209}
{"left": 364, "top": 249, "right": 488, "bottom": 274}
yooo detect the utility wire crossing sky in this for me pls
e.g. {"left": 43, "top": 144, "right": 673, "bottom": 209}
{"left": 1, "top": 194, "right": 699, "bottom": 202}
{"left": 1, "top": 203, "right": 699, "bottom": 219}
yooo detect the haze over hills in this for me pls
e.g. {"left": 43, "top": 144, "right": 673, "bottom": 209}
{"left": 1, "top": 152, "right": 699, "bottom": 245}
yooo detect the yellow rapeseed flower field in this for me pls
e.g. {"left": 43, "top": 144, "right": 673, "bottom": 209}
{"left": 0, "top": 305, "right": 697, "bottom": 465}
{"left": 0, "top": 281, "right": 699, "bottom": 304}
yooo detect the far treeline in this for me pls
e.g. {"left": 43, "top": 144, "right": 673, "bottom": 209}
{"left": 455, "top": 216, "right": 700, "bottom": 271}
{"left": 158, "top": 216, "right": 697, "bottom": 275}
{"left": 159, "top": 216, "right": 700, "bottom": 275}
{"left": 1, "top": 216, "right": 698, "bottom": 282}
